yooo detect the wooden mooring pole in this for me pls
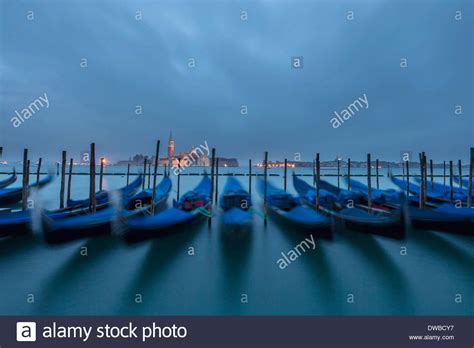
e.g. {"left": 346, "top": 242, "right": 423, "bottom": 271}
{"left": 367, "top": 153, "right": 372, "bottom": 211}
{"left": 468, "top": 148, "right": 473, "bottom": 207}
{"left": 375, "top": 158, "right": 379, "bottom": 189}
{"left": 429, "top": 159, "right": 434, "bottom": 190}
{"left": 406, "top": 160, "right": 410, "bottom": 196}
{"left": 208, "top": 148, "right": 216, "bottom": 227}
{"left": 126, "top": 163, "right": 130, "bottom": 185}
{"left": 443, "top": 161, "right": 446, "bottom": 187}
{"left": 151, "top": 140, "right": 160, "bottom": 214}
{"left": 67, "top": 158, "right": 73, "bottom": 202}
{"left": 148, "top": 162, "right": 152, "bottom": 189}
{"left": 458, "top": 159, "right": 462, "bottom": 189}
{"left": 418, "top": 153, "right": 424, "bottom": 208}
{"left": 248, "top": 159, "right": 252, "bottom": 194}
{"left": 89, "top": 143, "right": 96, "bottom": 212}
{"left": 60, "top": 151, "right": 67, "bottom": 209}
{"left": 421, "top": 151, "right": 428, "bottom": 201}
{"left": 215, "top": 158, "right": 219, "bottom": 205}
{"left": 177, "top": 163, "right": 181, "bottom": 200}
{"left": 142, "top": 158, "right": 147, "bottom": 190}
{"left": 283, "top": 158, "right": 288, "bottom": 192}
{"left": 36, "top": 157, "right": 42, "bottom": 185}
{"left": 337, "top": 158, "right": 340, "bottom": 188}
{"left": 99, "top": 158, "right": 105, "bottom": 191}
{"left": 347, "top": 158, "right": 351, "bottom": 190}
{"left": 263, "top": 151, "right": 268, "bottom": 225}
{"left": 316, "top": 153, "right": 320, "bottom": 211}
{"left": 22, "top": 149, "right": 28, "bottom": 211}
{"left": 449, "top": 160, "right": 453, "bottom": 204}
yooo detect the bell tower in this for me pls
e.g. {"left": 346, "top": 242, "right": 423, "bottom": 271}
{"left": 168, "top": 132, "right": 174, "bottom": 159}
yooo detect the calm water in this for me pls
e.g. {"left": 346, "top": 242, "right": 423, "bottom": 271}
{"left": 0, "top": 165, "right": 472, "bottom": 315}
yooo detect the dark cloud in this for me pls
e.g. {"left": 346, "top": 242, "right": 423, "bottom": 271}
{"left": 1, "top": 0, "right": 472, "bottom": 163}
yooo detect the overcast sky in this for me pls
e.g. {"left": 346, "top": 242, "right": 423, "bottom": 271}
{"left": 1, "top": 0, "right": 472, "bottom": 163}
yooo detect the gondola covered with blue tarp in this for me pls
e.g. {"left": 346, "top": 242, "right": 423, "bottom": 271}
{"left": 43, "top": 176, "right": 171, "bottom": 243}
{"left": 0, "top": 175, "right": 54, "bottom": 206}
{"left": 257, "top": 177, "right": 331, "bottom": 237}
{"left": 293, "top": 176, "right": 405, "bottom": 239}
{"left": 123, "top": 175, "right": 210, "bottom": 242}
{"left": 220, "top": 177, "right": 252, "bottom": 227}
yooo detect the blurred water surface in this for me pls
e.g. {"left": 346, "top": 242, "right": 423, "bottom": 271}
{"left": 0, "top": 165, "right": 472, "bottom": 315}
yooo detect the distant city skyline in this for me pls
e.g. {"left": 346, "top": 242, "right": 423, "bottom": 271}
{"left": 0, "top": 1, "right": 472, "bottom": 163}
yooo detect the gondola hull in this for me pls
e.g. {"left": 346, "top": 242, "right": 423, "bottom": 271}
{"left": 0, "top": 172, "right": 17, "bottom": 189}
{"left": 220, "top": 177, "right": 252, "bottom": 228}
{"left": 257, "top": 178, "right": 332, "bottom": 238}
{"left": 293, "top": 176, "right": 405, "bottom": 239}
{"left": 43, "top": 177, "right": 171, "bottom": 243}
{"left": 0, "top": 175, "right": 54, "bottom": 206}
{"left": 123, "top": 175, "right": 210, "bottom": 243}
{"left": 67, "top": 175, "right": 143, "bottom": 208}
{"left": 348, "top": 177, "right": 474, "bottom": 235}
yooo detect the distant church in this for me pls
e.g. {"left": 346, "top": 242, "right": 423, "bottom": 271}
{"left": 167, "top": 132, "right": 175, "bottom": 160}
{"left": 163, "top": 132, "right": 210, "bottom": 167}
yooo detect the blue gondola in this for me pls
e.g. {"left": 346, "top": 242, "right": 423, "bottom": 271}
{"left": 0, "top": 175, "right": 152, "bottom": 238}
{"left": 42, "top": 177, "right": 172, "bottom": 243}
{"left": 415, "top": 178, "right": 472, "bottom": 200}
{"left": 219, "top": 177, "right": 252, "bottom": 228}
{"left": 348, "top": 177, "right": 474, "bottom": 235}
{"left": 123, "top": 175, "right": 211, "bottom": 242}
{"left": 293, "top": 176, "right": 404, "bottom": 239}
{"left": 0, "top": 175, "right": 54, "bottom": 206}
{"left": 257, "top": 177, "right": 331, "bottom": 237}
{"left": 390, "top": 176, "right": 465, "bottom": 203}
{"left": 0, "top": 170, "right": 17, "bottom": 189}
{"left": 66, "top": 175, "right": 143, "bottom": 208}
